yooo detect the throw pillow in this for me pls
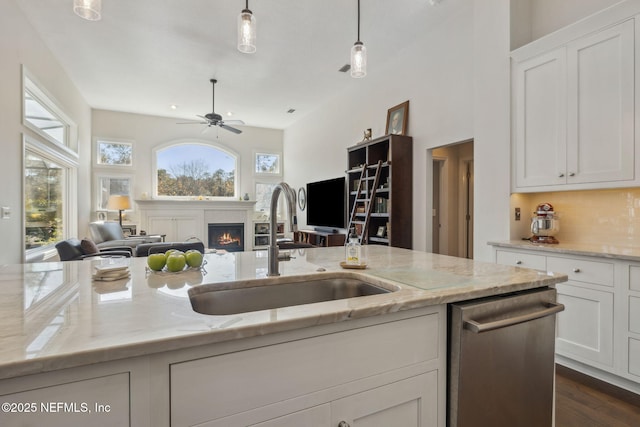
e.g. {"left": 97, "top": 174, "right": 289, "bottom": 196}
{"left": 80, "top": 238, "right": 100, "bottom": 254}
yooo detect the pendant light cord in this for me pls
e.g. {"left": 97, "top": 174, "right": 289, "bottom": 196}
{"left": 357, "top": 0, "right": 361, "bottom": 42}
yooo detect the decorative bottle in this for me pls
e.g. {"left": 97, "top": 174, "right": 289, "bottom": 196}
{"left": 346, "top": 228, "right": 361, "bottom": 265}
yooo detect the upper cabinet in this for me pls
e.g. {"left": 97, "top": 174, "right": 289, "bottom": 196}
{"left": 512, "top": 15, "right": 638, "bottom": 192}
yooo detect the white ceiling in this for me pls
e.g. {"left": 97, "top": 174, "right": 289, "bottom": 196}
{"left": 16, "top": 0, "right": 451, "bottom": 129}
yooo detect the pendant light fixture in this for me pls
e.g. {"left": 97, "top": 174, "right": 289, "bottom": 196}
{"left": 350, "top": 0, "right": 367, "bottom": 78}
{"left": 238, "top": 0, "right": 256, "bottom": 54}
{"left": 73, "top": 0, "right": 102, "bottom": 21}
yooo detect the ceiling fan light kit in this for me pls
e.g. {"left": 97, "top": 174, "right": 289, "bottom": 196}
{"left": 350, "top": 0, "right": 367, "bottom": 78}
{"left": 238, "top": 0, "right": 256, "bottom": 54}
{"left": 73, "top": 0, "right": 102, "bottom": 21}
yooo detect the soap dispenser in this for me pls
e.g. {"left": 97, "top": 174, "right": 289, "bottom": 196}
{"left": 345, "top": 228, "right": 362, "bottom": 265}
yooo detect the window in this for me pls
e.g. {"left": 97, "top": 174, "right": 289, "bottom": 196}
{"left": 255, "top": 182, "right": 277, "bottom": 213}
{"left": 24, "top": 137, "right": 78, "bottom": 261}
{"left": 23, "top": 72, "right": 76, "bottom": 150}
{"left": 255, "top": 152, "right": 281, "bottom": 175}
{"left": 154, "top": 141, "right": 238, "bottom": 198}
{"left": 96, "top": 140, "right": 133, "bottom": 166}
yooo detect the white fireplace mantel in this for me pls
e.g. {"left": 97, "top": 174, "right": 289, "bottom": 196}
{"left": 136, "top": 199, "right": 257, "bottom": 248}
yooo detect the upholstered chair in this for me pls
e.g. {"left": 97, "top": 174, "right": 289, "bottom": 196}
{"left": 88, "top": 221, "right": 162, "bottom": 249}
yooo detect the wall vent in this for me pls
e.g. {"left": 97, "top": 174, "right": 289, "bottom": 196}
{"left": 338, "top": 64, "right": 351, "bottom": 73}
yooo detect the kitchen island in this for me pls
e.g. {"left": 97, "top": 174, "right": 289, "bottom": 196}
{"left": 0, "top": 246, "right": 566, "bottom": 427}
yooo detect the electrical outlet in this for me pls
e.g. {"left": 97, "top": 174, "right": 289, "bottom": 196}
{"left": 1, "top": 207, "right": 10, "bottom": 219}
{"left": 515, "top": 207, "right": 521, "bottom": 221}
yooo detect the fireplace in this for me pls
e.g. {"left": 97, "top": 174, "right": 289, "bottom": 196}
{"left": 208, "top": 223, "right": 244, "bottom": 252}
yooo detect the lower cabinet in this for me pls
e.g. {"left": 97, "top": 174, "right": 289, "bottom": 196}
{"left": 493, "top": 244, "right": 640, "bottom": 393}
{"left": 555, "top": 283, "right": 614, "bottom": 367}
{"left": 169, "top": 309, "right": 444, "bottom": 427}
{"left": 250, "top": 373, "right": 435, "bottom": 427}
{"left": 147, "top": 214, "right": 201, "bottom": 242}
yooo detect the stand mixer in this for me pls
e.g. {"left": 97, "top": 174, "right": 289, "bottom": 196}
{"left": 530, "top": 202, "right": 559, "bottom": 244}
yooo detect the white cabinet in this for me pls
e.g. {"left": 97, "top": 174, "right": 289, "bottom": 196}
{"left": 331, "top": 373, "right": 437, "bottom": 427}
{"left": 169, "top": 310, "right": 444, "bottom": 427}
{"left": 512, "top": 18, "right": 637, "bottom": 191}
{"left": 250, "top": 405, "right": 330, "bottom": 427}
{"left": 147, "top": 213, "right": 202, "bottom": 242}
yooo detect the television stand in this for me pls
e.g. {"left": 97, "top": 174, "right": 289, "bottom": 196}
{"left": 294, "top": 230, "right": 346, "bottom": 247}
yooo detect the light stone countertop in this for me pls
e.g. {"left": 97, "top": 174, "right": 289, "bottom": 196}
{"left": 488, "top": 240, "right": 640, "bottom": 262}
{"left": 0, "top": 246, "right": 566, "bottom": 380}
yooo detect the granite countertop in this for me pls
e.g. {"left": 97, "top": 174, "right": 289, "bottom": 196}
{"left": 488, "top": 239, "right": 640, "bottom": 262}
{"left": 0, "top": 246, "right": 566, "bottom": 380}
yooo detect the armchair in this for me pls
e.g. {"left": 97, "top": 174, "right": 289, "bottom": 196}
{"left": 89, "top": 221, "right": 162, "bottom": 249}
{"left": 55, "top": 238, "right": 133, "bottom": 261}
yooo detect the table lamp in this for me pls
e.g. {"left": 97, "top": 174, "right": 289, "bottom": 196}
{"left": 107, "top": 195, "right": 131, "bottom": 227}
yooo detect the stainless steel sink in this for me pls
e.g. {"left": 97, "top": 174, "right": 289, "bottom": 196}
{"left": 188, "top": 275, "right": 396, "bottom": 315}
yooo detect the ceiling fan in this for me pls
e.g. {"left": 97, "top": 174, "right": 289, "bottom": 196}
{"left": 177, "top": 79, "right": 244, "bottom": 134}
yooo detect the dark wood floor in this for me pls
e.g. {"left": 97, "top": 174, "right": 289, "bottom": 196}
{"left": 555, "top": 365, "right": 640, "bottom": 426}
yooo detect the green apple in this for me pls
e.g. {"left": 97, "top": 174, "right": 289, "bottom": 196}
{"left": 166, "top": 252, "right": 187, "bottom": 272}
{"left": 147, "top": 253, "right": 166, "bottom": 271}
{"left": 185, "top": 249, "right": 203, "bottom": 268}
{"left": 165, "top": 249, "right": 181, "bottom": 258}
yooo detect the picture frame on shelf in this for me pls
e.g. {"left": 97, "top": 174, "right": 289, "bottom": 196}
{"left": 376, "top": 225, "right": 387, "bottom": 238}
{"left": 255, "top": 223, "right": 269, "bottom": 235}
{"left": 121, "top": 225, "right": 136, "bottom": 237}
{"left": 96, "top": 210, "right": 107, "bottom": 221}
{"left": 386, "top": 100, "right": 409, "bottom": 136}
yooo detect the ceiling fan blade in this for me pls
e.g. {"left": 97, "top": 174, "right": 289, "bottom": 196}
{"left": 176, "top": 121, "right": 208, "bottom": 124}
{"left": 223, "top": 119, "right": 245, "bottom": 125}
{"left": 220, "top": 124, "right": 242, "bottom": 134}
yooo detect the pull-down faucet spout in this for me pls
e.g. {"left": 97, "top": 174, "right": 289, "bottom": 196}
{"left": 268, "top": 182, "right": 297, "bottom": 276}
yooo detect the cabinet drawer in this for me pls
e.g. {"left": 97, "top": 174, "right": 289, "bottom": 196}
{"left": 630, "top": 296, "right": 640, "bottom": 334}
{"left": 496, "top": 250, "right": 546, "bottom": 270}
{"left": 547, "top": 256, "right": 613, "bottom": 287}
{"left": 630, "top": 266, "right": 640, "bottom": 291}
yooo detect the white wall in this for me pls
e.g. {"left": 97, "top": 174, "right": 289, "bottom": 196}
{"left": 284, "top": 0, "right": 474, "bottom": 253}
{"left": 91, "top": 110, "right": 283, "bottom": 229}
{"left": 0, "top": 0, "right": 92, "bottom": 264}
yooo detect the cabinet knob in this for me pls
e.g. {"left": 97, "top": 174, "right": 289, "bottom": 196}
{"left": 338, "top": 422, "right": 350, "bottom": 427}
{"left": 569, "top": 172, "right": 576, "bottom": 177}
{"left": 558, "top": 173, "right": 565, "bottom": 178}
{"left": 573, "top": 268, "right": 581, "bottom": 273}
{"left": 516, "top": 260, "right": 522, "bottom": 265}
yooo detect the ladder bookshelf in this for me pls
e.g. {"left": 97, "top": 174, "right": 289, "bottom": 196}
{"left": 346, "top": 134, "right": 413, "bottom": 249}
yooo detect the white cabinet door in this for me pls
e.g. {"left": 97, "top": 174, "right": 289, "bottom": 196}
{"left": 331, "top": 372, "right": 438, "bottom": 427}
{"left": 148, "top": 215, "right": 200, "bottom": 242}
{"left": 566, "top": 19, "right": 635, "bottom": 184}
{"left": 0, "top": 373, "right": 130, "bottom": 427}
{"left": 513, "top": 48, "right": 567, "bottom": 188}
{"left": 556, "top": 282, "right": 614, "bottom": 368}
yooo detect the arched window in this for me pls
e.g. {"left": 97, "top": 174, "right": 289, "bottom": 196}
{"left": 153, "top": 141, "right": 238, "bottom": 199}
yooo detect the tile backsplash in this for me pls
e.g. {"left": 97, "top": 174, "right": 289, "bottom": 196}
{"left": 510, "top": 188, "right": 640, "bottom": 247}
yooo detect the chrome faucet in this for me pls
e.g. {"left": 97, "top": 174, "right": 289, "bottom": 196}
{"left": 268, "top": 182, "right": 297, "bottom": 276}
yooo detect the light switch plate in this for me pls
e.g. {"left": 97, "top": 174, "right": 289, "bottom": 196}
{"left": 1, "top": 207, "right": 10, "bottom": 219}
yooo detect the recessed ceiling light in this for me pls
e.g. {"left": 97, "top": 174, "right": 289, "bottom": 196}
{"left": 170, "top": 104, "right": 178, "bottom": 110}
{"left": 227, "top": 111, "right": 234, "bottom": 117}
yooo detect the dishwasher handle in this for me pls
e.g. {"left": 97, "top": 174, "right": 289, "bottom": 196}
{"left": 463, "top": 302, "right": 565, "bottom": 333}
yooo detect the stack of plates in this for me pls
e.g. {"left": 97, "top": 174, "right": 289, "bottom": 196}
{"left": 92, "top": 264, "right": 130, "bottom": 282}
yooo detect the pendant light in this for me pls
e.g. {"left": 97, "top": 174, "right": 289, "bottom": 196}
{"left": 238, "top": 0, "right": 256, "bottom": 54}
{"left": 350, "top": 0, "right": 367, "bottom": 78}
{"left": 73, "top": 0, "right": 102, "bottom": 21}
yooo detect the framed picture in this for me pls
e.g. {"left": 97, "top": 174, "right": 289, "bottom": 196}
{"left": 386, "top": 100, "right": 409, "bottom": 136}
{"left": 96, "top": 139, "right": 133, "bottom": 167}
{"left": 376, "top": 225, "right": 387, "bottom": 238}
{"left": 298, "top": 187, "right": 306, "bottom": 211}
{"left": 121, "top": 225, "right": 137, "bottom": 237}
{"left": 255, "top": 152, "right": 281, "bottom": 175}
{"left": 96, "top": 211, "right": 107, "bottom": 221}
{"left": 95, "top": 174, "right": 133, "bottom": 211}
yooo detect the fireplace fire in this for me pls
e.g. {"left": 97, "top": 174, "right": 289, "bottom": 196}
{"left": 208, "top": 223, "right": 244, "bottom": 252}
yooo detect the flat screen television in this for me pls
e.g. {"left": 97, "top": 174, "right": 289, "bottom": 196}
{"left": 306, "top": 177, "right": 346, "bottom": 231}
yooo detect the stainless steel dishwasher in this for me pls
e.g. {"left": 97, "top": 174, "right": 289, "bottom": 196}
{"left": 448, "top": 287, "right": 564, "bottom": 427}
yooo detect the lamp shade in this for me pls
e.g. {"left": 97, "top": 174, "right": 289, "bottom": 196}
{"left": 107, "top": 195, "right": 131, "bottom": 211}
{"left": 73, "top": 0, "right": 102, "bottom": 21}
